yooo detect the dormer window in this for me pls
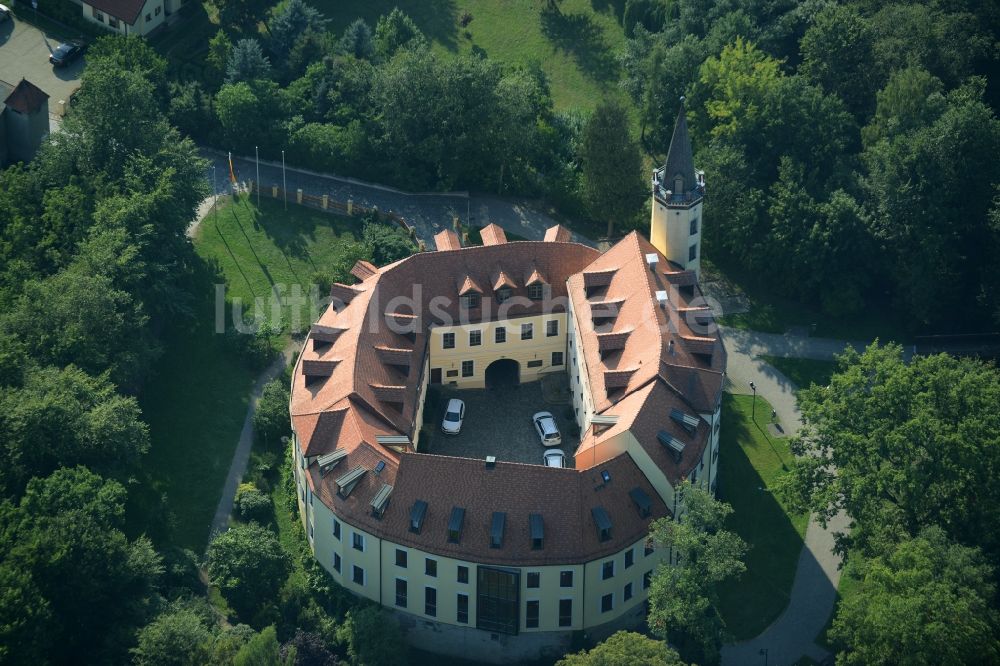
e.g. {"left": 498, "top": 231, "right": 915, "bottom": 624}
{"left": 528, "top": 284, "right": 543, "bottom": 300}
{"left": 461, "top": 293, "right": 480, "bottom": 309}
{"left": 496, "top": 287, "right": 512, "bottom": 303}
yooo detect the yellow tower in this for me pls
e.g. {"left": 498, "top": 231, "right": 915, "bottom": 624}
{"left": 650, "top": 99, "right": 704, "bottom": 278}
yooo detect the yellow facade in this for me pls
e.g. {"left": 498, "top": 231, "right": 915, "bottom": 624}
{"left": 82, "top": 0, "right": 166, "bottom": 36}
{"left": 428, "top": 313, "right": 568, "bottom": 389}
{"left": 649, "top": 198, "right": 703, "bottom": 279}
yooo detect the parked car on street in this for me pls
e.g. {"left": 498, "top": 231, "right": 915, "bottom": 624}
{"left": 532, "top": 411, "right": 562, "bottom": 447}
{"left": 543, "top": 449, "right": 566, "bottom": 468}
{"left": 441, "top": 398, "right": 465, "bottom": 435}
{"left": 50, "top": 41, "right": 85, "bottom": 67}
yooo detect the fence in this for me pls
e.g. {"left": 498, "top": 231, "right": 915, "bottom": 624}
{"left": 247, "top": 180, "right": 415, "bottom": 237}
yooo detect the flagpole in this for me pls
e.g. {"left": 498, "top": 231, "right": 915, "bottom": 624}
{"left": 255, "top": 145, "right": 260, "bottom": 207}
{"left": 282, "top": 150, "right": 287, "bottom": 210}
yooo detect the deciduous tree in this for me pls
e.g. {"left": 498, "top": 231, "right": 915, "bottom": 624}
{"left": 207, "top": 523, "right": 291, "bottom": 620}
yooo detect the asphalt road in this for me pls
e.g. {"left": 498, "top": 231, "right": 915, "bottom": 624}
{"left": 0, "top": 13, "right": 83, "bottom": 113}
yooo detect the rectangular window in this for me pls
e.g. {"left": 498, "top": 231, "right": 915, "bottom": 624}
{"left": 496, "top": 287, "right": 512, "bottom": 303}
{"left": 528, "top": 284, "right": 543, "bottom": 300}
{"left": 526, "top": 572, "right": 540, "bottom": 589}
{"left": 333, "top": 553, "right": 341, "bottom": 573}
{"left": 521, "top": 323, "right": 533, "bottom": 340}
{"left": 644, "top": 540, "right": 654, "bottom": 557}
{"left": 527, "top": 360, "right": 543, "bottom": 368}
{"left": 526, "top": 600, "right": 539, "bottom": 628}
{"left": 477, "top": 567, "right": 520, "bottom": 635}
{"left": 643, "top": 571, "right": 652, "bottom": 590}
{"left": 461, "top": 360, "right": 474, "bottom": 377}
{"left": 352, "top": 566, "right": 364, "bottom": 586}
{"left": 425, "top": 558, "right": 437, "bottom": 577}
{"left": 145, "top": 12, "right": 151, "bottom": 21}
{"left": 109, "top": 16, "right": 119, "bottom": 28}
{"left": 690, "top": 218, "right": 699, "bottom": 235}
{"left": 425, "top": 587, "right": 437, "bottom": 617}
{"left": 92, "top": 7, "right": 104, "bottom": 20}
{"left": 395, "top": 578, "right": 407, "bottom": 607}
{"left": 442, "top": 332, "right": 455, "bottom": 349}
{"left": 457, "top": 566, "right": 469, "bottom": 584}
{"left": 558, "top": 599, "right": 572, "bottom": 627}
{"left": 559, "top": 570, "right": 573, "bottom": 588}
{"left": 495, "top": 327, "right": 506, "bottom": 343}
{"left": 457, "top": 593, "right": 469, "bottom": 624}
{"left": 469, "top": 330, "right": 482, "bottom": 347}
{"left": 688, "top": 244, "right": 698, "bottom": 262}
{"left": 333, "top": 519, "right": 341, "bottom": 539}
{"left": 601, "top": 593, "right": 613, "bottom": 613}
{"left": 395, "top": 549, "right": 407, "bottom": 568}
{"left": 352, "top": 532, "right": 364, "bottom": 552}
{"left": 461, "top": 293, "right": 480, "bottom": 309}
{"left": 624, "top": 582, "right": 633, "bottom": 601}
{"left": 546, "top": 320, "right": 558, "bottom": 337}
{"left": 552, "top": 352, "right": 564, "bottom": 366}
{"left": 625, "top": 548, "right": 634, "bottom": 569}
{"left": 155, "top": 5, "right": 161, "bottom": 15}
{"left": 602, "top": 560, "right": 615, "bottom": 580}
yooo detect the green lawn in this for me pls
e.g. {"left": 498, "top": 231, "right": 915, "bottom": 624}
{"left": 134, "top": 197, "right": 365, "bottom": 551}
{"left": 308, "top": 0, "right": 629, "bottom": 112}
{"left": 759, "top": 356, "right": 837, "bottom": 392}
{"left": 717, "top": 393, "right": 810, "bottom": 640}
{"left": 194, "top": 195, "right": 365, "bottom": 333}
{"left": 136, "top": 261, "right": 257, "bottom": 551}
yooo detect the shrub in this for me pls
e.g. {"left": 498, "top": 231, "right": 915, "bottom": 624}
{"left": 206, "top": 523, "right": 291, "bottom": 621}
{"left": 235, "top": 483, "right": 273, "bottom": 524}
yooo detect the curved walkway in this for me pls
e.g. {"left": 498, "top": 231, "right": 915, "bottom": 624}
{"left": 720, "top": 327, "right": 851, "bottom": 666}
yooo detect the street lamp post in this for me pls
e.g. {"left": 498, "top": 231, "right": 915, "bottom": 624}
{"left": 212, "top": 165, "right": 217, "bottom": 222}
{"left": 281, "top": 150, "right": 287, "bottom": 210}
{"left": 749, "top": 381, "right": 757, "bottom": 421}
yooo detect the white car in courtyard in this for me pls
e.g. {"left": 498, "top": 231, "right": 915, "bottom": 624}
{"left": 543, "top": 449, "right": 566, "bottom": 468}
{"left": 532, "top": 411, "right": 562, "bottom": 447}
{"left": 441, "top": 398, "right": 465, "bottom": 435}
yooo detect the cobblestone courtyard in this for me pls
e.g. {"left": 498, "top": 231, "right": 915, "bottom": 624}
{"left": 421, "top": 374, "right": 578, "bottom": 467}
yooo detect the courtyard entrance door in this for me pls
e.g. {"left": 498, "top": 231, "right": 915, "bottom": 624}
{"left": 485, "top": 359, "right": 519, "bottom": 389}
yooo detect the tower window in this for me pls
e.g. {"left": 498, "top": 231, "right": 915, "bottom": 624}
{"left": 688, "top": 244, "right": 698, "bottom": 262}
{"left": 690, "top": 218, "right": 699, "bottom": 235}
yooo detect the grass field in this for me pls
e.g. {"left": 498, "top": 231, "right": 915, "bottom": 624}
{"left": 136, "top": 198, "right": 364, "bottom": 551}
{"left": 759, "top": 356, "right": 837, "bottom": 392}
{"left": 717, "top": 393, "right": 810, "bottom": 640}
{"left": 194, "top": 196, "right": 365, "bottom": 333}
{"left": 316, "top": 0, "right": 629, "bottom": 112}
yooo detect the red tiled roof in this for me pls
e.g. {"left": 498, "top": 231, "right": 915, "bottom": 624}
{"left": 479, "top": 223, "right": 507, "bottom": 246}
{"left": 3, "top": 79, "right": 48, "bottom": 115}
{"left": 544, "top": 224, "right": 572, "bottom": 243}
{"left": 83, "top": 0, "right": 146, "bottom": 24}
{"left": 434, "top": 229, "right": 461, "bottom": 251}
{"left": 291, "top": 231, "right": 725, "bottom": 564}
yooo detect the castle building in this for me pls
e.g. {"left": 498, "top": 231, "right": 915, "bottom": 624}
{"left": 289, "top": 105, "right": 724, "bottom": 662}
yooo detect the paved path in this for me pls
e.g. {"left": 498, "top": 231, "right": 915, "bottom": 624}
{"left": 206, "top": 340, "right": 298, "bottom": 549}
{"left": 0, "top": 12, "right": 84, "bottom": 121}
{"left": 199, "top": 149, "right": 595, "bottom": 247}
{"left": 720, "top": 327, "right": 850, "bottom": 666}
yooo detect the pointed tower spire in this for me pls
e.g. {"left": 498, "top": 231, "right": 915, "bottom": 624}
{"left": 663, "top": 97, "right": 696, "bottom": 195}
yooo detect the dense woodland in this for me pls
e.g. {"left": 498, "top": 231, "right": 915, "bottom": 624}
{"left": 1, "top": 0, "right": 999, "bottom": 664}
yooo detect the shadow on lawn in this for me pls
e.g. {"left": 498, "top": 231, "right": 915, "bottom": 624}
{"left": 540, "top": 7, "right": 619, "bottom": 83}
{"left": 717, "top": 394, "right": 807, "bottom": 639}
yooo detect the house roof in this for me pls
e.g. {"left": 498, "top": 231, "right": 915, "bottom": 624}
{"left": 3, "top": 79, "right": 48, "bottom": 115}
{"left": 662, "top": 101, "right": 697, "bottom": 195}
{"left": 291, "top": 230, "right": 724, "bottom": 564}
{"left": 84, "top": 0, "right": 147, "bottom": 24}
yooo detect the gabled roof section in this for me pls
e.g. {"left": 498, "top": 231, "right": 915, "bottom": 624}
{"left": 82, "top": 0, "right": 146, "bottom": 24}
{"left": 663, "top": 100, "right": 697, "bottom": 195}
{"left": 434, "top": 229, "right": 462, "bottom": 252}
{"left": 4, "top": 79, "right": 48, "bottom": 115}
{"left": 330, "top": 283, "right": 362, "bottom": 306}
{"left": 543, "top": 224, "right": 572, "bottom": 243}
{"left": 524, "top": 264, "right": 547, "bottom": 286}
{"left": 491, "top": 267, "right": 517, "bottom": 291}
{"left": 479, "top": 223, "right": 507, "bottom": 246}
{"left": 350, "top": 260, "right": 378, "bottom": 282}
{"left": 457, "top": 273, "right": 484, "bottom": 295}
